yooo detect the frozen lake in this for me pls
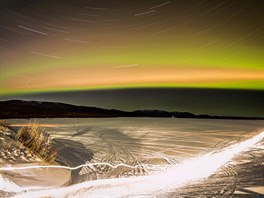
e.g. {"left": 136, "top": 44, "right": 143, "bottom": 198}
{"left": 1, "top": 118, "right": 263, "bottom": 197}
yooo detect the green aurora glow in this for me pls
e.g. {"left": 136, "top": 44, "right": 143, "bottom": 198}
{"left": 0, "top": 0, "right": 263, "bottom": 95}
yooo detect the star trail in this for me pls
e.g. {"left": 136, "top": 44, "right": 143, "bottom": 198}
{"left": 0, "top": 0, "right": 263, "bottom": 116}
{"left": 0, "top": 0, "right": 263, "bottom": 95}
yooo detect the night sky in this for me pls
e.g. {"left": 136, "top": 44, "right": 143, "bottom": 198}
{"left": 0, "top": 0, "right": 263, "bottom": 116}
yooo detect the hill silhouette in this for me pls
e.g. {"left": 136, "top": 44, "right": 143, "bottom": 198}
{"left": 0, "top": 100, "right": 262, "bottom": 120}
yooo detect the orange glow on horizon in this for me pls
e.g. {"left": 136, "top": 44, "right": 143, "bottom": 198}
{"left": 4, "top": 66, "right": 262, "bottom": 91}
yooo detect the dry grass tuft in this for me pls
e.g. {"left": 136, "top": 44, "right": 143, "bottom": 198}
{"left": 16, "top": 124, "right": 56, "bottom": 163}
{"left": 0, "top": 120, "right": 11, "bottom": 129}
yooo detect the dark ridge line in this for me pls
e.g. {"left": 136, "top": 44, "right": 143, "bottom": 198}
{"left": 0, "top": 100, "right": 263, "bottom": 120}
